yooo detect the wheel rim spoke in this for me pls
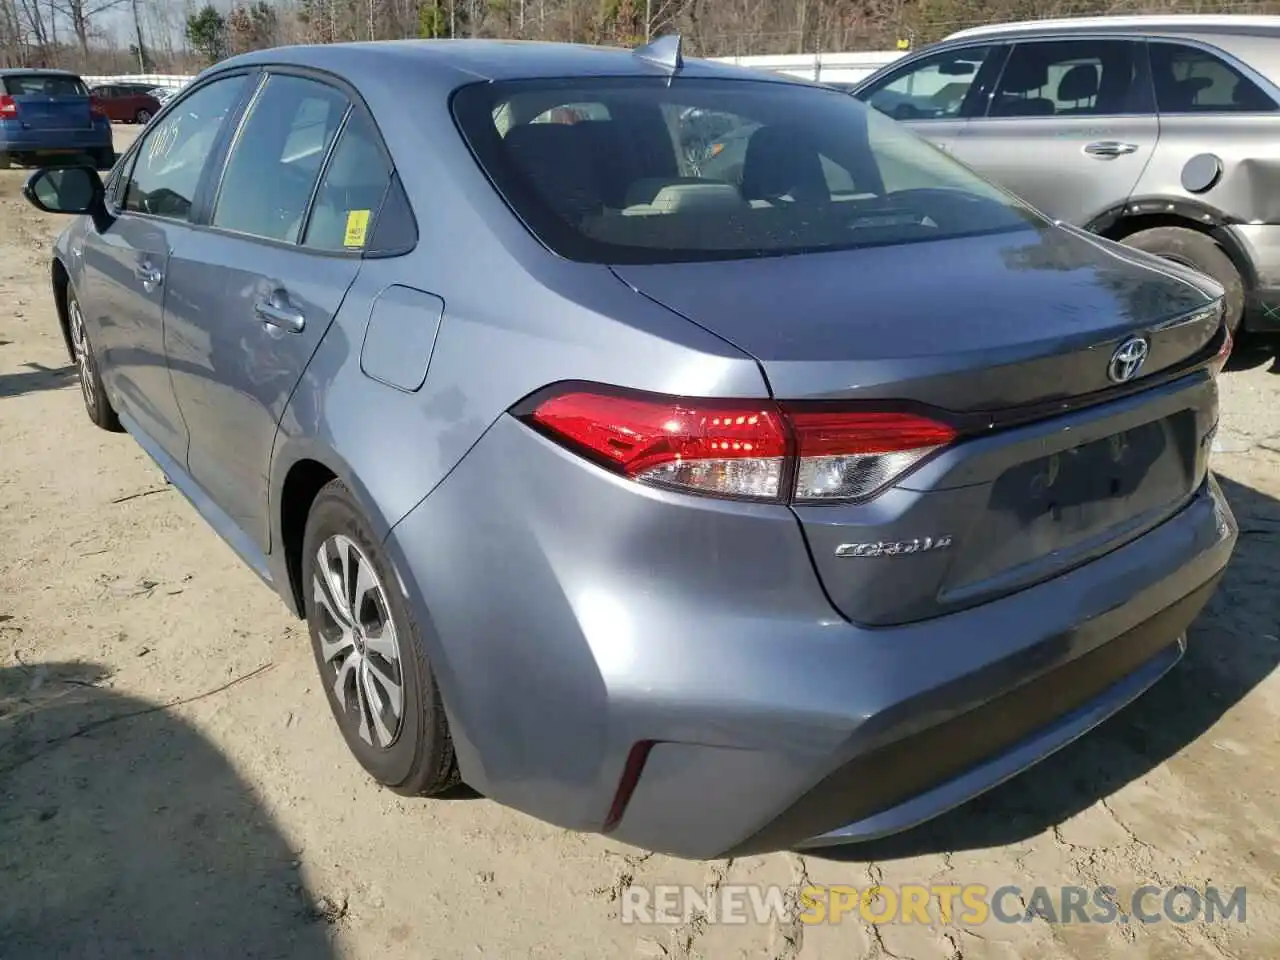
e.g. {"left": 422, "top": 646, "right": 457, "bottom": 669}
{"left": 332, "top": 651, "right": 359, "bottom": 706}
{"left": 317, "top": 539, "right": 354, "bottom": 623}
{"left": 363, "top": 655, "right": 403, "bottom": 719}
{"left": 362, "top": 665, "right": 396, "bottom": 747}
{"left": 352, "top": 659, "right": 373, "bottom": 745}
{"left": 312, "top": 563, "right": 352, "bottom": 632}
{"left": 352, "top": 557, "right": 378, "bottom": 625}
{"left": 362, "top": 621, "right": 397, "bottom": 661}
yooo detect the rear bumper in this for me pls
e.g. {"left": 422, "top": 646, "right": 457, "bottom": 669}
{"left": 385, "top": 414, "right": 1236, "bottom": 860}
{"left": 0, "top": 124, "right": 111, "bottom": 152}
{"left": 773, "top": 577, "right": 1209, "bottom": 853}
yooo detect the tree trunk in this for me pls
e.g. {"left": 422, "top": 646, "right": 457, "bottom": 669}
{"left": 131, "top": 0, "right": 146, "bottom": 70}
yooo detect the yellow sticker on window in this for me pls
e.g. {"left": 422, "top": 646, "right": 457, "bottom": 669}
{"left": 344, "top": 209, "right": 371, "bottom": 248}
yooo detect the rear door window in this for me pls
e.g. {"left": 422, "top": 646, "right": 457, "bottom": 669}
{"left": 301, "top": 110, "right": 393, "bottom": 252}
{"left": 1149, "top": 42, "right": 1277, "bottom": 113}
{"left": 986, "top": 39, "right": 1148, "bottom": 117}
{"left": 211, "top": 73, "right": 349, "bottom": 243}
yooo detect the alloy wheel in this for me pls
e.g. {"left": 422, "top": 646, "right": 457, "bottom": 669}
{"left": 68, "top": 298, "right": 94, "bottom": 410}
{"left": 312, "top": 534, "right": 406, "bottom": 749}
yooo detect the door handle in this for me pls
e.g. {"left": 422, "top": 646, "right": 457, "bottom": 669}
{"left": 1084, "top": 141, "right": 1139, "bottom": 159}
{"left": 254, "top": 293, "right": 306, "bottom": 334}
{"left": 135, "top": 262, "right": 163, "bottom": 291}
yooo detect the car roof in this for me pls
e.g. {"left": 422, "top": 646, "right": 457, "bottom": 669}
{"left": 946, "top": 14, "right": 1280, "bottom": 42}
{"left": 0, "top": 67, "right": 82, "bottom": 77}
{"left": 216, "top": 38, "right": 802, "bottom": 90}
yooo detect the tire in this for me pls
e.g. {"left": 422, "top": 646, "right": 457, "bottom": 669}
{"left": 66, "top": 289, "right": 123, "bottom": 432}
{"left": 0, "top": 152, "right": 9, "bottom": 170}
{"left": 1121, "top": 226, "right": 1245, "bottom": 335}
{"left": 134, "top": 108, "right": 151, "bottom": 124}
{"left": 93, "top": 148, "right": 115, "bottom": 171}
{"left": 302, "top": 479, "right": 459, "bottom": 796}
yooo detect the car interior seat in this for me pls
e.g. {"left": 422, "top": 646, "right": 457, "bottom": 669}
{"left": 991, "top": 59, "right": 1056, "bottom": 117}
{"left": 502, "top": 122, "right": 605, "bottom": 225}
{"left": 1056, "top": 63, "right": 1100, "bottom": 114}
{"left": 740, "top": 125, "right": 831, "bottom": 204}
{"left": 1160, "top": 75, "right": 1213, "bottom": 111}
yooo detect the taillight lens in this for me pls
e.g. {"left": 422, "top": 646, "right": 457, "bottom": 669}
{"left": 0, "top": 95, "right": 17, "bottom": 118}
{"left": 787, "top": 409, "right": 957, "bottom": 502}
{"left": 1209, "top": 320, "right": 1233, "bottom": 376}
{"left": 89, "top": 96, "right": 107, "bottom": 119}
{"left": 528, "top": 390, "right": 788, "bottom": 500}
{"left": 521, "top": 385, "right": 957, "bottom": 503}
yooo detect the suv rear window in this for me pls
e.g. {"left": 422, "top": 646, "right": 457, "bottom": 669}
{"left": 452, "top": 77, "right": 1040, "bottom": 264}
{"left": 4, "top": 74, "right": 88, "bottom": 97}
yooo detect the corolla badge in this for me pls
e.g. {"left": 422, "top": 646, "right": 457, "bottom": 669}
{"left": 835, "top": 536, "right": 953, "bottom": 559}
{"left": 1108, "top": 336, "right": 1150, "bottom": 383}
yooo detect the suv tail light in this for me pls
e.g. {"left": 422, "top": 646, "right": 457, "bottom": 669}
{"left": 1208, "top": 321, "right": 1233, "bottom": 376}
{"left": 89, "top": 96, "right": 107, "bottom": 119}
{"left": 518, "top": 385, "right": 957, "bottom": 503}
{"left": 0, "top": 95, "right": 17, "bottom": 118}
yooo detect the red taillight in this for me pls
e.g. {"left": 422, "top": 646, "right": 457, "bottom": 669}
{"left": 1209, "top": 321, "right": 1233, "bottom": 376}
{"left": 89, "top": 96, "right": 107, "bottom": 119}
{"left": 0, "top": 95, "right": 17, "bottom": 118}
{"left": 529, "top": 390, "right": 789, "bottom": 500}
{"left": 521, "top": 385, "right": 957, "bottom": 503}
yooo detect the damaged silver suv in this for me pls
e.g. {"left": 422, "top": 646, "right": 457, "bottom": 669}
{"left": 852, "top": 14, "right": 1280, "bottom": 338}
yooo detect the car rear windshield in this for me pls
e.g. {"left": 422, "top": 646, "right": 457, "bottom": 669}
{"left": 4, "top": 73, "right": 88, "bottom": 97}
{"left": 451, "top": 76, "right": 1042, "bottom": 264}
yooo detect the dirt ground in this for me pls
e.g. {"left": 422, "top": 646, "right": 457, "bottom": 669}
{"left": 1, "top": 126, "right": 1279, "bottom": 960}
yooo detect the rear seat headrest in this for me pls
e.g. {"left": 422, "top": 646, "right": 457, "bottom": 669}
{"left": 503, "top": 123, "right": 603, "bottom": 221}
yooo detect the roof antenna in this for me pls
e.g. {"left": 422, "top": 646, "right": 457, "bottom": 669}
{"left": 633, "top": 32, "right": 684, "bottom": 76}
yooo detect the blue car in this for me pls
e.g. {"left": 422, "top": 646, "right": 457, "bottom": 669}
{"left": 0, "top": 68, "right": 113, "bottom": 170}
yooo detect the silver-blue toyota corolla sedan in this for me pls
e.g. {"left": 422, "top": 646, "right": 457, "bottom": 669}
{"left": 23, "top": 37, "right": 1237, "bottom": 859}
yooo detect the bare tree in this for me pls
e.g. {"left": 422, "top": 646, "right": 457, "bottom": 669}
{"left": 54, "top": 0, "right": 129, "bottom": 55}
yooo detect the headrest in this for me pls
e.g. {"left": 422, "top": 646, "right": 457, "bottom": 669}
{"left": 503, "top": 122, "right": 602, "bottom": 220}
{"left": 1057, "top": 64, "right": 1099, "bottom": 102}
{"left": 1165, "top": 76, "right": 1212, "bottom": 110}
{"left": 1000, "top": 58, "right": 1049, "bottom": 95}
{"left": 740, "top": 125, "right": 830, "bottom": 203}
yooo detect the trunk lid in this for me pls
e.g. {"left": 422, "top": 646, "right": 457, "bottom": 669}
{"left": 4, "top": 73, "right": 93, "bottom": 130}
{"left": 610, "top": 224, "right": 1221, "bottom": 408}
{"left": 612, "top": 223, "right": 1223, "bottom": 625}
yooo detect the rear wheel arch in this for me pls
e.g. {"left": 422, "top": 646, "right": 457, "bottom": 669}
{"left": 51, "top": 257, "right": 74, "bottom": 364}
{"left": 274, "top": 449, "right": 399, "bottom": 618}
{"left": 1087, "top": 200, "right": 1251, "bottom": 334}
{"left": 1087, "top": 199, "right": 1257, "bottom": 290}
{"left": 278, "top": 457, "right": 339, "bottom": 618}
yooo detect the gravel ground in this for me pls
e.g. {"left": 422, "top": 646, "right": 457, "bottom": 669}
{"left": 1, "top": 125, "right": 1278, "bottom": 959}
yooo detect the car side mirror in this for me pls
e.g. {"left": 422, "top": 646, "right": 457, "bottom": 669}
{"left": 23, "top": 165, "right": 105, "bottom": 216}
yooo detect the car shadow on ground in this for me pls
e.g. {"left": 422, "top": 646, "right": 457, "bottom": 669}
{"left": 810, "top": 473, "right": 1280, "bottom": 863}
{"left": 1226, "top": 337, "right": 1279, "bottom": 374}
{"left": 0, "top": 660, "right": 339, "bottom": 959}
{"left": 0, "top": 362, "right": 75, "bottom": 399}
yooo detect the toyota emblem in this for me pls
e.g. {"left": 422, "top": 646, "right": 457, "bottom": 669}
{"left": 1108, "top": 336, "right": 1149, "bottom": 383}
